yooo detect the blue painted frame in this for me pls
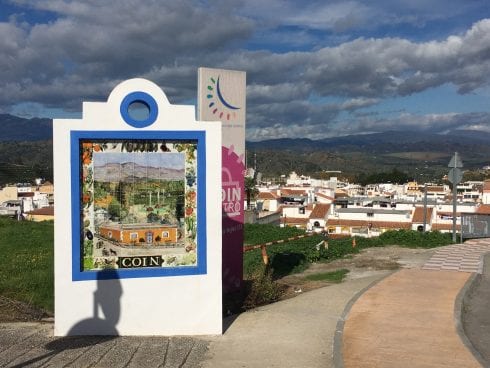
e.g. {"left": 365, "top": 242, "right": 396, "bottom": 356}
{"left": 70, "top": 130, "right": 207, "bottom": 281}
{"left": 120, "top": 92, "right": 159, "bottom": 128}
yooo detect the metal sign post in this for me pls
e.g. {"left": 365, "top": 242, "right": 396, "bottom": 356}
{"left": 448, "top": 152, "right": 463, "bottom": 243}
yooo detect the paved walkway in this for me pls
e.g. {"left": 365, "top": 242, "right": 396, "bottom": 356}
{"left": 342, "top": 238, "right": 490, "bottom": 368}
{"left": 0, "top": 323, "right": 208, "bottom": 368}
{"left": 201, "top": 273, "right": 391, "bottom": 368}
{"left": 342, "top": 269, "right": 480, "bottom": 368}
{"left": 0, "top": 273, "right": 391, "bottom": 368}
{"left": 422, "top": 238, "right": 490, "bottom": 272}
{"left": 0, "top": 272, "right": 392, "bottom": 368}
{"left": 1, "top": 240, "right": 489, "bottom": 368}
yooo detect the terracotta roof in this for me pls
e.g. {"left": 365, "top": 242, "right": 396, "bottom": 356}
{"left": 426, "top": 186, "right": 445, "bottom": 192}
{"left": 484, "top": 180, "right": 490, "bottom": 192}
{"left": 18, "top": 192, "right": 34, "bottom": 197}
{"left": 412, "top": 207, "right": 433, "bottom": 223}
{"left": 335, "top": 191, "right": 349, "bottom": 198}
{"left": 280, "top": 217, "right": 309, "bottom": 225}
{"left": 278, "top": 204, "right": 303, "bottom": 209}
{"left": 437, "top": 211, "right": 461, "bottom": 216}
{"left": 26, "top": 207, "right": 54, "bottom": 216}
{"left": 476, "top": 204, "right": 490, "bottom": 214}
{"left": 327, "top": 218, "right": 411, "bottom": 229}
{"left": 280, "top": 189, "right": 307, "bottom": 196}
{"left": 309, "top": 204, "right": 330, "bottom": 219}
{"left": 432, "top": 223, "right": 461, "bottom": 230}
{"left": 257, "top": 191, "right": 279, "bottom": 200}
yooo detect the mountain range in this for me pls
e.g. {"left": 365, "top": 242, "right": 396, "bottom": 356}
{"left": 2, "top": 113, "right": 489, "bottom": 153}
{"left": 1, "top": 113, "right": 489, "bottom": 181}
{"left": 94, "top": 162, "right": 184, "bottom": 182}
{"left": 246, "top": 130, "right": 490, "bottom": 154}
{"left": 0, "top": 114, "right": 52, "bottom": 141}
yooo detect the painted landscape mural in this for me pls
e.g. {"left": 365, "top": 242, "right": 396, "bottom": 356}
{"left": 80, "top": 140, "right": 199, "bottom": 271}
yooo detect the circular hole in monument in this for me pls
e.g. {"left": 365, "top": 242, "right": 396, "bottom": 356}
{"left": 127, "top": 100, "right": 150, "bottom": 122}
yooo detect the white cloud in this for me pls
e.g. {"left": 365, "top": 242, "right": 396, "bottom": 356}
{"left": 1, "top": 1, "right": 490, "bottom": 139}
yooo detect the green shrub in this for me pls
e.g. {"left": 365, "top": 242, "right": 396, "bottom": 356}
{"left": 321, "top": 237, "right": 360, "bottom": 259}
{"left": 243, "top": 266, "right": 283, "bottom": 309}
{"left": 377, "top": 229, "right": 453, "bottom": 248}
{"left": 244, "top": 223, "right": 304, "bottom": 245}
{"left": 243, "top": 234, "right": 324, "bottom": 278}
{"left": 244, "top": 225, "right": 454, "bottom": 281}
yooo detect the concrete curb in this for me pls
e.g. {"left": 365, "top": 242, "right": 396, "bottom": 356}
{"left": 332, "top": 271, "right": 395, "bottom": 368}
{"left": 455, "top": 253, "right": 490, "bottom": 368}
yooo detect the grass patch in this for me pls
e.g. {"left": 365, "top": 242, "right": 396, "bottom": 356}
{"left": 0, "top": 216, "right": 53, "bottom": 312}
{"left": 305, "top": 269, "right": 349, "bottom": 283}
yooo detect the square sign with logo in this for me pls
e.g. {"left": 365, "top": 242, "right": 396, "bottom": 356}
{"left": 198, "top": 68, "right": 246, "bottom": 292}
{"left": 54, "top": 78, "right": 222, "bottom": 336}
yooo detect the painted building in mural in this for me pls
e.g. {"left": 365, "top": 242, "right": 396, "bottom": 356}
{"left": 98, "top": 223, "right": 179, "bottom": 244}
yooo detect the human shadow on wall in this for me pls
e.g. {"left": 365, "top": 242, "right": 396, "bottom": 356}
{"left": 10, "top": 270, "right": 122, "bottom": 368}
{"left": 66, "top": 268, "right": 123, "bottom": 335}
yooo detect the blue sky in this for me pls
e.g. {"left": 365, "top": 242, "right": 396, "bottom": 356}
{"left": 0, "top": 0, "right": 489, "bottom": 140}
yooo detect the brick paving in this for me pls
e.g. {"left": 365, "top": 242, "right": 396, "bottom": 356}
{"left": 422, "top": 238, "right": 490, "bottom": 273}
{"left": 0, "top": 323, "right": 208, "bottom": 368}
{"left": 342, "top": 239, "right": 490, "bottom": 368}
{"left": 342, "top": 269, "right": 481, "bottom": 368}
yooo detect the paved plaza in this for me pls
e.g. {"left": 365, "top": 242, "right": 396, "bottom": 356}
{"left": 1, "top": 239, "right": 489, "bottom": 367}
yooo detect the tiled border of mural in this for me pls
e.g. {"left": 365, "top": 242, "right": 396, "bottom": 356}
{"left": 70, "top": 131, "right": 207, "bottom": 281}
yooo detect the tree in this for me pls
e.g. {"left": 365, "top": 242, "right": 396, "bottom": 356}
{"left": 245, "top": 177, "right": 259, "bottom": 210}
{"left": 108, "top": 198, "right": 121, "bottom": 220}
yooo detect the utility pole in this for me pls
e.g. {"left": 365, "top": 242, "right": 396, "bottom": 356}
{"left": 423, "top": 183, "right": 427, "bottom": 232}
{"left": 448, "top": 152, "right": 463, "bottom": 243}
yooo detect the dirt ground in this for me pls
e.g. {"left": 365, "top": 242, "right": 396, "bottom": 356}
{"left": 0, "top": 246, "right": 437, "bottom": 322}
{"left": 0, "top": 295, "right": 52, "bottom": 323}
{"left": 276, "top": 245, "right": 438, "bottom": 299}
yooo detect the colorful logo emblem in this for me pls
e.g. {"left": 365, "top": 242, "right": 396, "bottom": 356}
{"left": 206, "top": 76, "right": 240, "bottom": 121}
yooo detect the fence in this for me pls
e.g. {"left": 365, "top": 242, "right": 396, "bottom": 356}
{"left": 461, "top": 214, "right": 490, "bottom": 240}
{"left": 243, "top": 232, "right": 328, "bottom": 265}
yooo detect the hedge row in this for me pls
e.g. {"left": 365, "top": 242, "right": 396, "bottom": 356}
{"left": 243, "top": 225, "right": 455, "bottom": 278}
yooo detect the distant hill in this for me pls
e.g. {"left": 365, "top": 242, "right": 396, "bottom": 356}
{"left": 0, "top": 114, "right": 52, "bottom": 141}
{"left": 246, "top": 130, "right": 490, "bottom": 179}
{"left": 1, "top": 113, "right": 488, "bottom": 153}
{"left": 94, "top": 162, "right": 184, "bottom": 182}
{"left": 247, "top": 130, "right": 490, "bottom": 154}
{"left": 0, "top": 113, "right": 489, "bottom": 183}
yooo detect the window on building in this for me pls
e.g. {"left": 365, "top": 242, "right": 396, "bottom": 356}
{"left": 162, "top": 231, "right": 170, "bottom": 238}
{"left": 299, "top": 207, "right": 305, "bottom": 214}
{"left": 130, "top": 232, "right": 138, "bottom": 240}
{"left": 313, "top": 221, "right": 320, "bottom": 227}
{"left": 367, "top": 212, "right": 374, "bottom": 217}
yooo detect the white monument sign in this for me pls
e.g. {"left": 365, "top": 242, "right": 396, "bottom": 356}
{"left": 54, "top": 78, "right": 222, "bottom": 336}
